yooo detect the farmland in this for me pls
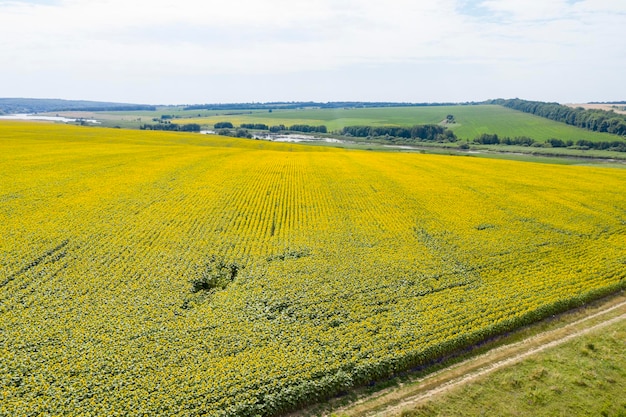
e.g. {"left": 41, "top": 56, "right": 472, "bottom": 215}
{"left": 399, "top": 308, "right": 626, "bottom": 417}
{"left": 127, "top": 105, "right": 625, "bottom": 143}
{"left": 1, "top": 121, "right": 626, "bottom": 416}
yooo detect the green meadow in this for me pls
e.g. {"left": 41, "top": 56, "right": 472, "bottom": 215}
{"left": 401, "top": 317, "right": 626, "bottom": 417}
{"left": 113, "top": 105, "right": 625, "bottom": 143}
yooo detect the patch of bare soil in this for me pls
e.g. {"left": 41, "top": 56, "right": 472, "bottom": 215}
{"left": 565, "top": 103, "right": 626, "bottom": 115}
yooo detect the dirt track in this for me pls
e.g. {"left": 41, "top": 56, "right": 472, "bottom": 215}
{"left": 328, "top": 295, "right": 626, "bottom": 417}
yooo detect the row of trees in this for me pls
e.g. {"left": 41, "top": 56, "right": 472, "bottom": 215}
{"left": 472, "top": 133, "right": 626, "bottom": 152}
{"left": 240, "top": 123, "right": 269, "bottom": 130}
{"left": 269, "top": 125, "right": 286, "bottom": 132}
{"left": 288, "top": 124, "right": 328, "bottom": 133}
{"left": 342, "top": 125, "right": 456, "bottom": 142}
{"left": 216, "top": 128, "right": 253, "bottom": 138}
{"left": 491, "top": 99, "right": 626, "bottom": 136}
{"left": 183, "top": 101, "right": 476, "bottom": 111}
{"left": 140, "top": 123, "right": 201, "bottom": 132}
{"left": 473, "top": 134, "right": 535, "bottom": 146}
{"left": 573, "top": 140, "right": 626, "bottom": 152}
{"left": 214, "top": 122, "right": 328, "bottom": 134}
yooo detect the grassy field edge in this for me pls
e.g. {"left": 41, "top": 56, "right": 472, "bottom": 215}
{"left": 287, "top": 289, "right": 626, "bottom": 416}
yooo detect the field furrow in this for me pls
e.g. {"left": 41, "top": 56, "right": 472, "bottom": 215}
{"left": 1, "top": 122, "right": 625, "bottom": 416}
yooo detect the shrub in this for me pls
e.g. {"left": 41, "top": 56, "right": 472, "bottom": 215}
{"left": 190, "top": 256, "right": 244, "bottom": 293}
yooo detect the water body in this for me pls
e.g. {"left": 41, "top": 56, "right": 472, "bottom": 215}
{"left": 253, "top": 133, "right": 345, "bottom": 143}
{"left": 0, "top": 114, "right": 100, "bottom": 124}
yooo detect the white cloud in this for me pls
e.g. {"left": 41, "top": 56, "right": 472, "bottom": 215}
{"left": 0, "top": 0, "right": 624, "bottom": 102}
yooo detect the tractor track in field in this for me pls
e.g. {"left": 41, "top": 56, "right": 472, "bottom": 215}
{"left": 289, "top": 294, "right": 626, "bottom": 417}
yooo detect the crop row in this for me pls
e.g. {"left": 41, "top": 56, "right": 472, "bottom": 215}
{"left": 1, "top": 122, "right": 625, "bottom": 416}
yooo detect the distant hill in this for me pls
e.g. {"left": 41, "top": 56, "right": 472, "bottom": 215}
{"left": 183, "top": 101, "right": 478, "bottom": 111}
{"left": 0, "top": 98, "right": 156, "bottom": 114}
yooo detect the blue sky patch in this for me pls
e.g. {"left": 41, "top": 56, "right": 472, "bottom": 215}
{"left": 457, "top": 0, "right": 491, "bottom": 17}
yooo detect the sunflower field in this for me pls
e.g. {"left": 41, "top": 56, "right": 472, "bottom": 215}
{"left": 1, "top": 121, "right": 625, "bottom": 416}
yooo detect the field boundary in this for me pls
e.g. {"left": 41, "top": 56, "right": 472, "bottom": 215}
{"left": 369, "top": 304, "right": 626, "bottom": 416}
{"left": 288, "top": 292, "right": 626, "bottom": 417}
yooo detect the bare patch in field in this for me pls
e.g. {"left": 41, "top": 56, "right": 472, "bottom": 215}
{"left": 566, "top": 103, "right": 626, "bottom": 115}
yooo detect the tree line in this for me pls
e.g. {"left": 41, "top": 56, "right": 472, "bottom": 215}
{"left": 473, "top": 134, "right": 535, "bottom": 146}
{"left": 140, "top": 123, "right": 201, "bottom": 132}
{"left": 490, "top": 98, "right": 626, "bottom": 136}
{"left": 342, "top": 125, "right": 456, "bottom": 142}
{"left": 472, "top": 133, "right": 626, "bottom": 152}
{"left": 240, "top": 123, "right": 269, "bottom": 130}
{"left": 288, "top": 124, "right": 328, "bottom": 133}
{"left": 183, "top": 101, "right": 479, "bottom": 111}
{"left": 214, "top": 122, "right": 328, "bottom": 134}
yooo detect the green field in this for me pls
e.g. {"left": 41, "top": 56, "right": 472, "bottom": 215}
{"left": 157, "top": 105, "right": 625, "bottom": 143}
{"left": 402, "top": 317, "right": 626, "bottom": 417}
{"left": 53, "top": 104, "right": 626, "bottom": 145}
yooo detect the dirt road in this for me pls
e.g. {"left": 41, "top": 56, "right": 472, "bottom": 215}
{"left": 327, "top": 295, "right": 626, "bottom": 417}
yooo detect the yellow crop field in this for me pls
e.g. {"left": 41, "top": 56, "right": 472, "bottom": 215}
{"left": 1, "top": 121, "right": 625, "bottom": 416}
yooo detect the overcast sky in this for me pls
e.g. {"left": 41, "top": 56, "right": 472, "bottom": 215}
{"left": 1, "top": 0, "right": 624, "bottom": 104}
